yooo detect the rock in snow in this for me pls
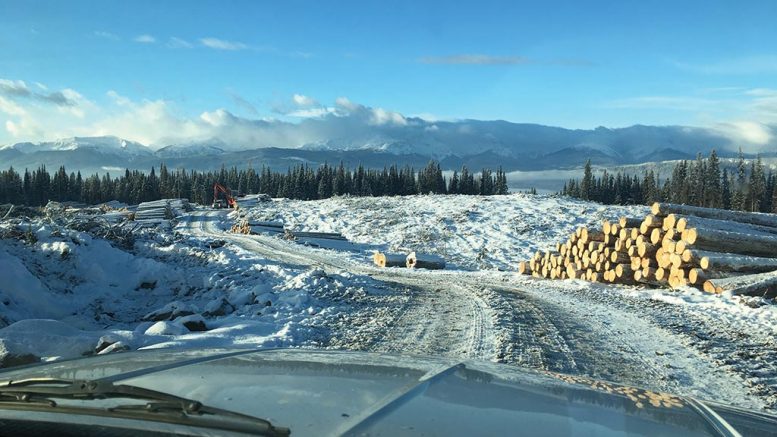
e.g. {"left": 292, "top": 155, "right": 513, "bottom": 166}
{"left": 144, "top": 321, "right": 188, "bottom": 336}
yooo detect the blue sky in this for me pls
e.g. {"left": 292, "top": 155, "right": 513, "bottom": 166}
{"left": 1, "top": 0, "right": 776, "bottom": 146}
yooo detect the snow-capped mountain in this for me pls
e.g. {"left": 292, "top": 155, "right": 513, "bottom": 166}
{"left": 0, "top": 121, "right": 769, "bottom": 177}
{"left": 155, "top": 139, "right": 226, "bottom": 158}
{"left": 1, "top": 136, "right": 153, "bottom": 157}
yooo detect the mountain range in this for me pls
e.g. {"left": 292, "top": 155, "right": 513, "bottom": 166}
{"left": 0, "top": 120, "right": 771, "bottom": 176}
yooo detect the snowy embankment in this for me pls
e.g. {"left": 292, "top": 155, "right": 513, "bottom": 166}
{"left": 0, "top": 217, "right": 405, "bottom": 366}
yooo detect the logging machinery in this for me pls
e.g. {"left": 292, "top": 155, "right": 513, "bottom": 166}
{"left": 212, "top": 183, "right": 239, "bottom": 210}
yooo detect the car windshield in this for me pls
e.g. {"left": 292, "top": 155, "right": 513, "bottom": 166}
{"left": 1, "top": 0, "right": 777, "bottom": 435}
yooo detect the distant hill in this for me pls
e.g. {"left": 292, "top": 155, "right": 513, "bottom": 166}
{"left": 0, "top": 118, "right": 770, "bottom": 176}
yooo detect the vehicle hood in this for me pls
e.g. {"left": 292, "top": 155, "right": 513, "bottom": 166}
{"left": 0, "top": 348, "right": 774, "bottom": 436}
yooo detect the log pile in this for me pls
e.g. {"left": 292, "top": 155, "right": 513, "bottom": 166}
{"left": 231, "top": 220, "right": 285, "bottom": 235}
{"left": 133, "top": 199, "right": 191, "bottom": 224}
{"left": 518, "top": 202, "right": 777, "bottom": 298}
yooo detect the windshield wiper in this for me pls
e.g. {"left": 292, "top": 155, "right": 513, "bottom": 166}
{"left": 0, "top": 378, "right": 290, "bottom": 436}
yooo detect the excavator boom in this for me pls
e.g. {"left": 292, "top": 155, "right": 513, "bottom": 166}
{"left": 213, "top": 183, "right": 239, "bottom": 209}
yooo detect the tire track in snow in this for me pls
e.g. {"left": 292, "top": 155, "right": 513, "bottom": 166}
{"left": 181, "top": 210, "right": 769, "bottom": 412}
{"left": 182, "top": 210, "right": 498, "bottom": 362}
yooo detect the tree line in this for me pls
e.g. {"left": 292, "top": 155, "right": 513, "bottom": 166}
{"left": 561, "top": 149, "right": 777, "bottom": 213}
{"left": 0, "top": 161, "right": 509, "bottom": 207}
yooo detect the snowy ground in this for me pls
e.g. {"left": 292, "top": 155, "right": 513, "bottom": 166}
{"left": 1, "top": 193, "right": 776, "bottom": 414}
{"left": 242, "top": 193, "right": 645, "bottom": 270}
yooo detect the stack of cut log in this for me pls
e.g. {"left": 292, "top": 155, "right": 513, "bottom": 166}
{"left": 373, "top": 251, "right": 447, "bottom": 270}
{"left": 518, "top": 202, "right": 777, "bottom": 298}
{"left": 231, "top": 220, "right": 285, "bottom": 235}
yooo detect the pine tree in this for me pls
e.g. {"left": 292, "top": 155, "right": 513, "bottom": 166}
{"left": 704, "top": 149, "right": 722, "bottom": 208}
{"left": 731, "top": 148, "right": 747, "bottom": 210}
{"left": 748, "top": 156, "right": 766, "bottom": 212}
{"left": 721, "top": 168, "right": 731, "bottom": 210}
{"left": 580, "top": 160, "right": 593, "bottom": 200}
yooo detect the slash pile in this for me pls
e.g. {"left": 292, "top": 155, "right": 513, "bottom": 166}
{"left": 518, "top": 202, "right": 777, "bottom": 297}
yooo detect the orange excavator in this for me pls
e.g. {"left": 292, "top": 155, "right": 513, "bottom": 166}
{"left": 212, "top": 183, "right": 239, "bottom": 210}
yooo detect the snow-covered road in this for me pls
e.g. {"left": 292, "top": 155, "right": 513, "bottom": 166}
{"left": 181, "top": 209, "right": 775, "bottom": 412}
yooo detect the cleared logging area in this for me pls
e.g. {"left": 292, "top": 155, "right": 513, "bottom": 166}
{"left": 518, "top": 202, "right": 777, "bottom": 298}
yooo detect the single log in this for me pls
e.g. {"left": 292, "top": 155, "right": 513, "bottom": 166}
{"left": 610, "top": 251, "right": 629, "bottom": 263}
{"left": 640, "top": 215, "right": 663, "bottom": 234}
{"left": 602, "top": 220, "right": 612, "bottom": 235}
{"left": 654, "top": 267, "right": 668, "bottom": 282}
{"left": 670, "top": 267, "right": 687, "bottom": 280}
{"left": 662, "top": 239, "right": 676, "bottom": 253}
{"left": 631, "top": 257, "right": 642, "bottom": 270}
{"left": 652, "top": 202, "right": 777, "bottom": 229}
{"left": 627, "top": 246, "right": 638, "bottom": 257}
{"left": 695, "top": 251, "right": 777, "bottom": 273}
{"left": 703, "top": 270, "right": 777, "bottom": 297}
{"left": 662, "top": 214, "right": 678, "bottom": 232}
{"left": 406, "top": 252, "right": 446, "bottom": 270}
{"left": 610, "top": 224, "right": 620, "bottom": 236}
{"left": 518, "top": 261, "right": 532, "bottom": 275}
{"left": 615, "top": 263, "right": 633, "bottom": 278}
{"left": 249, "top": 220, "right": 284, "bottom": 228}
{"left": 630, "top": 228, "right": 640, "bottom": 240}
{"left": 674, "top": 240, "right": 687, "bottom": 255}
{"left": 668, "top": 275, "right": 687, "bottom": 289}
{"left": 640, "top": 257, "right": 656, "bottom": 269}
{"left": 656, "top": 250, "right": 671, "bottom": 268}
{"left": 625, "top": 238, "right": 635, "bottom": 249}
{"left": 638, "top": 242, "right": 657, "bottom": 258}
{"left": 650, "top": 228, "right": 664, "bottom": 245}
{"left": 374, "top": 252, "right": 407, "bottom": 268}
{"left": 292, "top": 231, "right": 347, "bottom": 240}
{"left": 675, "top": 214, "right": 777, "bottom": 237}
{"left": 687, "top": 268, "right": 732, "bottom": 285}
{"left": 669, "top": 253, "right": 694, "bottom": 269}
{"left": 619, "top": 228, "right": 630, "bottom": 241}
{"left": 619, "top": 217, "right": 642, "bottom": 228}
{"left": 683, "top": 227, "right": 777, "bottom": 258}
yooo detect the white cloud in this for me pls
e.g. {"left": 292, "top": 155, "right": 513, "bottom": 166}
{"left": 199, "top": 37, "right": 249, "bottom": 51}
{"left": 286, "top": 107, "right": 337, "bottom": 118}
{"left": 674, "top": 55, "right": 777, "bottom": 75}
{"left": 604, "top": 88, "right": 777, "bottom": 148}
{"left": 713, "top": 121, "right": 772, "bottom": 145}
{"left": 335, "top": 97, "right": 359, "bottom": 112}
{"left": 292, "top": 94, "right": 317, "bottom": 107}
{"left": 107, "top": 90, "right": 131, "bottom": 106}
{"left": 420, "top": 54, "right": 530, "bottom": 65}
{"left": 5, "top": 119, "right": 42, "bottom": 139}
{"left": 167, "top": 37, "right": 193, "bottom": 49}
{"left": 134, "top": 34, "right": 156, "bottom": 44}
{"left": 369, "top": 107, "right": 406, "bottom": 126}
{"left": 94, "top": 30, "right": 119, "bottom": 40}
{"left": 0, "top": 96, "right": 27, "bottom": 116}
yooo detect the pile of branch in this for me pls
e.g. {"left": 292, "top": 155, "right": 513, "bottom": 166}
{"left": 518, "top": 202, "right": 777, "bottom": 298}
